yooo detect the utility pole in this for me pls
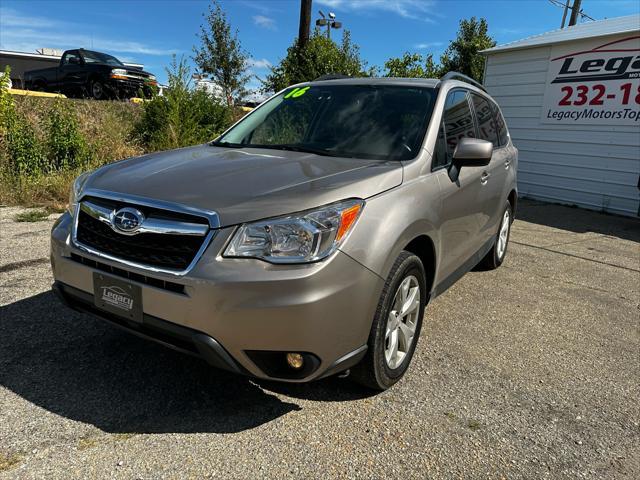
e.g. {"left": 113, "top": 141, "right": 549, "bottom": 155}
{"left": 568, "top": 0, "right": 582, "bottom": 26}
{"left": 560, "top": 0, "right": 570, "bottom": 28}
{"left": 298, "top": 0, "right": 312, "bottom": 48}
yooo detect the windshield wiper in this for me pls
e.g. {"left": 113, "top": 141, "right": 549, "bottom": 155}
{"left": 251, "top": 144, "right": 353, "bottom": 158}
{"left": 209, "top": 140, "right": 244, "bottom": 148}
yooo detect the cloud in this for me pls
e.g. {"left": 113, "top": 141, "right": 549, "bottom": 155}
{"left": 0, "top": 7, "right": 58, "bottom": 28}
{"left": 253, "top": 15, "right": 276, "bottom": 30}
{"left": 246, "top": 58, "right": 272, "bottom": 69}
{"left": 414, "top": 41, "right": 443, "bottom": 50}
{"left": 316, "top": 0, "right": 439, "bottom": 21}
{"left": 0, "top": 8, "right": 177, "bottom": 57}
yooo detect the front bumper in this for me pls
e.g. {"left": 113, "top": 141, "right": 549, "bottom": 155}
{"left": 108, "top": 78, "right": 155, "bottom": 97}
{"left": 51, "top": 212, "right": 383, "bottom": 381}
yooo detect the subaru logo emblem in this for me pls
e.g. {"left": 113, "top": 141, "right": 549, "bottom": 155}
{"left": 112, "top": 207, "right": 144, "bottom": 234}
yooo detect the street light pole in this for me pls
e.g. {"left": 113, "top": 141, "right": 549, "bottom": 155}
{"left": 316, "top": 10, "right": 342, "bottom": 40}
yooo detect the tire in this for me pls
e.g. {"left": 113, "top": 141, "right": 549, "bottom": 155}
{"left": 32, "top": 81, "right": 45, "bottom": 91}
{"left": 351, "top": 251, "right": 427, "bottom": 390}
{"left": 89, "top": 79, "right": 107, "bottom": 100}
{"left": 480, "top": 200, "right": 513, "bottom": 270}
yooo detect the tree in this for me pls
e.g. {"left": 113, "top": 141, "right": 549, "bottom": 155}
{"left": 263, "top": 30, "right": 371, "bottom": 93}
{"left": 440, "top": 17, "right": 495, "bottom": 82}
{"left": 383, "top": 52, "right": 442, "bottom": 78}
{"left": 193, "top": 1, "right": 250, "bottom": 106}
{"left": 136, "top": 55, "right": 231, "bottom": 151}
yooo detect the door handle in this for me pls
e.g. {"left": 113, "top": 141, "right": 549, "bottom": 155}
{"left": 480, "top": 172, "right": 491, "bottom": 184}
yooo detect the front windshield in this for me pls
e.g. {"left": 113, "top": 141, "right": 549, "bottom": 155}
{"left": 82, "top": 50, "right": 124, "bottom": 66}
{"left": 215, "top": 84, "right": 435, "bottom": 161}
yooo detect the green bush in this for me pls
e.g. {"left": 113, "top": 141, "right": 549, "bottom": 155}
{"left": 7, "top": 116, "right": 46, "bottom": 177}
{"left": 0, "top": 68, "right": 45, "bottom": 178}
{"left": 45, "top": 99, "right": 90, "bottom": 171}
{"left": 135, "top": 56, "right": 231, "bottom": 151}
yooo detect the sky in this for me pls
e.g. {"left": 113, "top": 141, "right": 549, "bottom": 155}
{"left": 1, "top": 0, "right": 639, "bottom": 92}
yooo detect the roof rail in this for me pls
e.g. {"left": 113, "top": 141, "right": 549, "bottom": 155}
{"left": 314, "top": 73, "right": 351, "bottom": 81}
{"left": 440, "top": 71, "right": 487, "bottom": 92}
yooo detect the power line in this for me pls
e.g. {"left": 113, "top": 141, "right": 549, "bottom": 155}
{"left": 548, "top": 0, "right": 595, "bottom": 27}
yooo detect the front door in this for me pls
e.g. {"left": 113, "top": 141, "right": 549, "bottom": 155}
{"left": 58, "top": 51, "right": 84, "bottom": 95}
{"left": 432, "top": 89, "right": 487, "bottom": 283}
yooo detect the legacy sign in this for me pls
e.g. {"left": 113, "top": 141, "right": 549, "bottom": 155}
{"left": 541, "top": 35, "right": 640, "bottom": 125}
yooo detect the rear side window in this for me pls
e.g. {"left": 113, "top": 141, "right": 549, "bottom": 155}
{"left": 492, "top": 104, "right": 509, "bottom": 146}
{"left": 471, "top": 94, "right": 499, "bottom": 147}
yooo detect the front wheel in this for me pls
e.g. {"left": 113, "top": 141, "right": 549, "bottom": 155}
{"left": 351, "top": 251, "right": 427, "bottom": 390}
{"left": 89, "top": 79, "right": 107, "bottom": 100}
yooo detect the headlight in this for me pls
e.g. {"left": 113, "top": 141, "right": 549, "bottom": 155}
{"left": 111, "top": 68, "right": 127, "bottom": 76}
{"left": 68, "top": 172, "right": 91, "bottom": 216}
{"left": 224, "top": 199, "right": 364, "bottom": 263}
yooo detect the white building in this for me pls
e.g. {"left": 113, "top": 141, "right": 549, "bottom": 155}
{"left": 482, "top": 15, "right": 640, "bottom": 217}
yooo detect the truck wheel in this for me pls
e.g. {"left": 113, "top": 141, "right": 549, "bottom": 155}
{"left": 32, "top": 81, "right": 45, "bottom": 91}
{"left": 89, "top": 80, "right": 107, "bottom": 100}
{"left": 351, "top": 251, "right": 426, "bottom": 390}
{"left": 480, "top": 200, "right": 513, "bottom": 270}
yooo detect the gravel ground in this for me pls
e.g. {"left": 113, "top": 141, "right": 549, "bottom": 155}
{"left": 1, "top": 200, "right": 638, "bottom": 479}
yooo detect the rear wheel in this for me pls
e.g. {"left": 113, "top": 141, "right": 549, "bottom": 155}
{"left": 351, "top": 251, "right": 426, "bottom": 390}
{"left": 480, "top": 200, "right": 512, "bottom": 270}
{"left": 32, "top": 80, "right": 46, "bottom": 91}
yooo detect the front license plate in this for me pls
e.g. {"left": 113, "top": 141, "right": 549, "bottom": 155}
{"left": 93, "top": 272, "right": 143, "bottom": 323}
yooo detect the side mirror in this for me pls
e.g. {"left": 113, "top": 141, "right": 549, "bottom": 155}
{"left": 452, "top": 137, "right": 493, "bottom": 167}
{"left": 448, "top": 137, "right": 493, "bottom": 183}
{"left": 68, "top": 57, "right": 80, "bottom": 65}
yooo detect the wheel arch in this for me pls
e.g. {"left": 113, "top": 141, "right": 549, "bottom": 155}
{"left": 508, "top": 188, "right": 518, "bottom": 218}
{"left": 403, "top": 234, "right": 436, "bottom": 296}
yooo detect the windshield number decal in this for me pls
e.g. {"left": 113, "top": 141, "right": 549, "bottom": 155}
{"left": 284, "top": 86, "right": 310, "bottom": 99}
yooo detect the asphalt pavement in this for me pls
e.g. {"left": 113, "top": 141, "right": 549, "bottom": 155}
{"left": 1, "top": 199, "right": 638, "bottom": 479}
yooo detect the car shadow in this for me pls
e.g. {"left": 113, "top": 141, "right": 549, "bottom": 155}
{"left": 0, "top": 290, "right": 318, "bottom": 434}
{"left": 516, "top": 198, "right": 640, "bottom": 243}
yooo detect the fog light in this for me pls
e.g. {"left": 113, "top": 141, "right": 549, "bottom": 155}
{"left": 286, "top": 353, "right": 304, "bottom": 369}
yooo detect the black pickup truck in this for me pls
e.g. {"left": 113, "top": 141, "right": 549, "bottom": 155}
{"left": 24, "top": 49, "right": 157, "bottom": 100}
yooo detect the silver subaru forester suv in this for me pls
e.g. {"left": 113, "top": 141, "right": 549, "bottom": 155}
{"left": 51, "top": 73, "right": 517, "bottom": 390}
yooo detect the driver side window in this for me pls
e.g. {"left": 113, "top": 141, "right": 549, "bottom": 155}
{"left": 62, "top": 52, "right": 80, "bottom": 66}
{"left": 432, "top": 90, "right": 476, "bottom": 170}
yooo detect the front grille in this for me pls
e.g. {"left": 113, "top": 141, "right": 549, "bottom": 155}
{"left": 75, "top": 196, "right": 210, "bottom": 272}
{"left": 70, "top": 253, "right": 185, "bottom": 294}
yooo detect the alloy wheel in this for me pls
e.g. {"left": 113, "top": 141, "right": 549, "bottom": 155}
{"left": 385, "top": 275, "right": 420, "bottom": 369}
{"left": 497, "top": 209, "right": 510, "bottom": 259}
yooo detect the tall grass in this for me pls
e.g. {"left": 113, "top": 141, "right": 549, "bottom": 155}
{"left": 0, "top": 60, "right": 237, "bottom": 209}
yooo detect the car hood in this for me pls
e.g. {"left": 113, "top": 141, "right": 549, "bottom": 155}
{"left": 86, "top": 144, "right": 403, "bottom": 227}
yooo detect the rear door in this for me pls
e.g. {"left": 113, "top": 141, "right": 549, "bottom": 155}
{"left": 433, "top": 89, "right": 486, "bottom": 283}
{"left": 469, "top": 92, "right": 506, "bottom": 244}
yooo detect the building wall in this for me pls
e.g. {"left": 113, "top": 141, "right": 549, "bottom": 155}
{"left": 0, "top": 53, "right": 59, "bottom": 88}
{"left": 484, "top": 34, "right": 640, "bottom": 217}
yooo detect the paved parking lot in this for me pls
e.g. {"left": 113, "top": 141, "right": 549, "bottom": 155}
{"left": 1, "top": 199, "right": 638, "bottom": 479}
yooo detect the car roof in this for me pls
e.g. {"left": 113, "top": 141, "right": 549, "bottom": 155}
{"left": 302, "top": 77, "right": 441, "bottom": 88}
{"left": 298, "top": 76, "right": 491, "bottom": 97}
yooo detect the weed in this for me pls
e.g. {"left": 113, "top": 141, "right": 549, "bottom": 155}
{"left": 77, "top": 437, "right": 99, "bottom": 450}
{"left": 467, "top": 419, "right": 482, "bottom": 431}
{"left": 15, "top": 209, "right": 49, "bottom": 222}
{"left": 0, "top": 451, "right": 21, "bottom": 472}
